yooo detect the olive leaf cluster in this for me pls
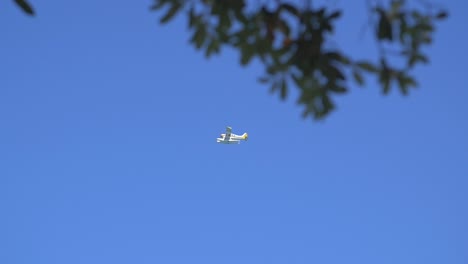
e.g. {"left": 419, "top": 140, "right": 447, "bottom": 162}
{"left": 151, "top": 0, "right": 448, "bottom": 119}
{"left": 12, "top": 0, "right": 447, "bottom": 120}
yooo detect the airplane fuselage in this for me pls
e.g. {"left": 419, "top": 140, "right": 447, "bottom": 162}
{"left": 216, "top": 127, "right": 248, "bottom": 144}
{"left": 216, "top": 139, "right": 241, "bottom": 144}
{"left": 217, "top": 133, "right": 248, "bottom": 144}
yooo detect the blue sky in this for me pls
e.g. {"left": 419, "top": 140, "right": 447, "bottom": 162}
{"left": 1, "top": 1, "right": 467, "bottom": 264}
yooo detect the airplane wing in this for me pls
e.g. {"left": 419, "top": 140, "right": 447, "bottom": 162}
{"left": 225, "top": 126, "right": 232, "bottom": 139}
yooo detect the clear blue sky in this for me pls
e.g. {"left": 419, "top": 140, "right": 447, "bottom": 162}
{"left": 1, "top": 1, "right": 467, "bottom": 264}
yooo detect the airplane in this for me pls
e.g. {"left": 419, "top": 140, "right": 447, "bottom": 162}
{"left": 216, "top": 126, "right": 248, "bottom": 144}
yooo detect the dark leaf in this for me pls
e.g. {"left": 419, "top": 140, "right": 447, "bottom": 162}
{"left": 352, "top": 70, "right": 364, "bottom": 86}
{"left": 436, "top": 11, "right": 448, "bottom": 20}
{"left": 291, "top": 73, "right": 304, "bottom": 87}
{"left": 324, "top": 52, "right": 342, "bottom": 62}
{"left": 190, "top": 26, "right": 207, "bottom": 49}
{"left": 380, "top": 71, "right": 392, "bottom": 94}
{"left": 396, "top": 74, "right": 408, "bottom": 95}
{"left": 258, "top": 76, "right": 269, "bottom": 83}
{"left": 230, "top": 0, "right": 246, "bottom": 11}
{"left": 280, "top": 79, "right": 288, "bottom": 99}
{"left": 383, "top": 80, "right": 391, "bottom": 94}
{"left": 316, "top": 8, "right": 326, "bottom": 18}
{"left": 323, "top": 23, "right": 333, "bottom": 32}
{"left": 328, "top": 10, "right": 342, "bottom": 20}
{"left": 390, "top": 0, "right": 403, "bottom": 13}
{"left": 401, "top": 75, "right": 417, "bottom": 88}
{"left": 411, "top": 11, "right": 422, "bottom": 19}
{"left": 188, "top": 7, "right": 197, "bottom": 28}
{"left": 160, "top": 2, "right": 182, "bottom": 24}
{"left": 376, "top": 9, "right": 393, "bottom": 41}
{"left": 399, "top": 16, "right": 407, "bottom": 43}
{"left": 210, "top": 1, "right": 221, "bottom": 16}
{"left": 219, "top": 9, "right": 232, "bottom": 30}
{"left": 417, "top": 23, "right": 434, "bottom": 32}
{"left": 329, "top": 85, "right": 347, "bottom": 94}
{"left": 234, "top": 8, "right": 248, "bottom": 24}
{"left": 205, "top": 39, "right": 220, "bottom": 58}
{"left": 266, "top": 63, "right": 280, "bottom": 74}
{"left": 14, "top": 0, "right": 34, "bottom": 15}
{"left": 240, "top": 47, "right": 255, "bottom": 65}
{"left": 150, "top": 0, "right": 168, "bottom": 10}
{"left": 336, "top": 54, "right": 351, "bottom": 65}
{"left": 422, "top": 35, "right": 432, "bottom": 44}
{"left": 317, "top": 94, "right": 334, "bottom": 119}
{"left": 280, "top": 3, "right": 299, "bottom": 16}
{"left": 407, "top": 77, "right": 417, "bottom": 87}
{"left": 323, "top": 94, "right": 334, "bottom": 112}
{"left": 269, "top": 81, "right": 280, "bottom": 94}
{"left": 326, "top": 64, "right": 346, "bottom": 80}
{"left": 408, "top": 53, "right": 428, "bottom": 67}
{"left": 195, "top": 28, "right": 206, "bottom": 49}
{"left": 356, "top": 61, "right": 379, "bottom": 73}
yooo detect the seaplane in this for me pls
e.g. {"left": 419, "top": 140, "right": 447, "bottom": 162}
{"left": 216, "top": 126, "right": 248, "bottom": 144}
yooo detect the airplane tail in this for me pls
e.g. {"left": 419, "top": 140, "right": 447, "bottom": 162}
{"left": 242, "top": 133, "right": 248, "bottom": 140}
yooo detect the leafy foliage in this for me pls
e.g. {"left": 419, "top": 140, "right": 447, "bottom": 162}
{"left": 13, "top": 0, "right": 447, "bottom": 120}
{"left": 151, "top": 0, "right": 448, "bottom": 120}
